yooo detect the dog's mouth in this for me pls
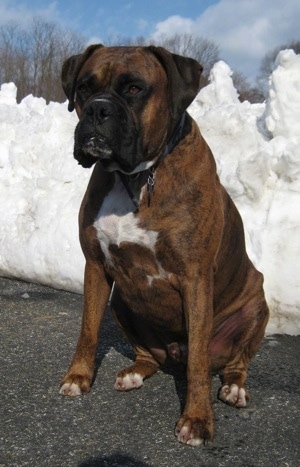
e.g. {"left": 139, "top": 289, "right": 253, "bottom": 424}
{"left": 76, "top": 135, "right": 137, "bottom": 173}
{"left": 82, "top": 136, "right": 112, "bottom": 158}
{"left": 75, "top": 135, "right": 113, "bottom": 168}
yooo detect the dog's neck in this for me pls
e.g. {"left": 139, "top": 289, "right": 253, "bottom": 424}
{"left": 119, "top": 113, "right": 186, "bottom": 210}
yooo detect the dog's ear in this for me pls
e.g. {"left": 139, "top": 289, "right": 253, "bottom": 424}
{"left": 148, "top": 46, "right": 202, "bottom": 119}
{"left": 61, "top": 44, "right": 104, "bottom": 112}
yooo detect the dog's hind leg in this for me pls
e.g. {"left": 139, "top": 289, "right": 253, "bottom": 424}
{"left": 111, "top": 290, "right": 160, "bottom": 391}
{"left": 215, "top": 298, "right": 269, "bottom": 408}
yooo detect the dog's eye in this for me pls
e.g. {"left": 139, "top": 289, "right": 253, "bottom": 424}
{"left": 126, "top": 85, "right": 142, "bottom": 96}
{"left": 77, "top": 83, "right": 89, "bottom": 95}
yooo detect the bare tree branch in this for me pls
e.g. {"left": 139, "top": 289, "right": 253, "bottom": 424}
{"left": 0, "top": 17, "right": 86, "bottom": 102}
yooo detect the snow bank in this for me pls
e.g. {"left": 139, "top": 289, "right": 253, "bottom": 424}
{"left": 0, "top": 50, "right": 299, "bottom": 334}
{"left": 0, "top": 85, "right": 89, "bottom": 293}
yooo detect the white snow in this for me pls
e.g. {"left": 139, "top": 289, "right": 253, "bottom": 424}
{"left": 0, "top": 50, "right": 299, "bottom": 335}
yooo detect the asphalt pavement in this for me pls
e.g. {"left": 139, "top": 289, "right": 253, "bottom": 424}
{"left": 1, "top": 277, "right": 300, "bottom": 467}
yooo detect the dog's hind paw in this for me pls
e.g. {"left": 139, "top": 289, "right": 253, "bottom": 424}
{"left": 218, "top": 383, "right": 248, "bottom": 407}
{"left": 114, "top": 372, "right": 144, "bottom": 391}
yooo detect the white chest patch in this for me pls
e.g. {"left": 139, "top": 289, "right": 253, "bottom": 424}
{"left": 94, "top": 175, "right": 158, "bottom": 265}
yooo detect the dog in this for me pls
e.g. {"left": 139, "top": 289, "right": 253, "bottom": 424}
{"left": 59, "top": 44, "right": 269, "bottom": 446}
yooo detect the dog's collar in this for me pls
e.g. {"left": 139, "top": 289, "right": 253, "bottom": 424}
{"left": 158, "top": 113, "right": 186, "bottom": 167}
{"left": 119, "top": 113, "right": 186, "bottom": 210}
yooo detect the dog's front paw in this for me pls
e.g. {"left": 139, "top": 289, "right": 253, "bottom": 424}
{"left": 59, "top": 373, "right": 92, "bottom": 397}
{"left": 175, "top": 415, "right": 214, "bottom": 446}
{"left": 218, "top": 383, "right": 249, "bottom": 407}
{"left": 60, "top": 382, "right": 82, "bottom": 396}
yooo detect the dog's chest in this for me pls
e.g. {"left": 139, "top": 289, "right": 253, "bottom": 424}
{"left": 93, "top": 176, "right": 158, "bottom": 266}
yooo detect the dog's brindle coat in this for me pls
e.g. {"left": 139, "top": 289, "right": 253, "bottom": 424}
{"left": 60, "top": 45, "right": 269, "bottom": 446}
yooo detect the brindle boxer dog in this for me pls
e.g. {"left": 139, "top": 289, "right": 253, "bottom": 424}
{"left": 59, "top": 44, "right": 269, "bottom": 446}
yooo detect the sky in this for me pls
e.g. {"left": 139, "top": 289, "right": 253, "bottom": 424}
{"left": 0, "top": 0, "right": 299, "bottom": 81}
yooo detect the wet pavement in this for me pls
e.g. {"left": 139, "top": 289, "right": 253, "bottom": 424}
{"left": 1, "top": 277, "right": 300, "bottom": 466}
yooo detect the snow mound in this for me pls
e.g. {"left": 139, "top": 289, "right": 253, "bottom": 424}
{"left": 0, "top": 50, "right": 299, "bottom": 334}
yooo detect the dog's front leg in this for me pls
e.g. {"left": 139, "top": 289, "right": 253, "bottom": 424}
{"left": 175, "top": 272, "right": 214, "bottom": 446}
{"left": 60, "top": 259, "right": 112, "bottom": 396}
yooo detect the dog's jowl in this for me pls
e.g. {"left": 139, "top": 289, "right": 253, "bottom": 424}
{"left": 59, "top": 44, "right": 269, "bottom": 446}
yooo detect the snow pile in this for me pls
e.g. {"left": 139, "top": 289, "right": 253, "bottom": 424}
{"left": 0, "top": 87, "right": 89, "bottom": 292}
{"left": 0, "top": 50, "right": 299, "bottom": 334}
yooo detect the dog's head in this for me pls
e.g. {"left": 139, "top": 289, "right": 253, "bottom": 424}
{"left": 62, "top": 45, "right": 202, "bottom": 173}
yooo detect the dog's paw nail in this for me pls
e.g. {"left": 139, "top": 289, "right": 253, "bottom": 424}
{"left": 60, "top": 382, "right": 82, "bottom": 396}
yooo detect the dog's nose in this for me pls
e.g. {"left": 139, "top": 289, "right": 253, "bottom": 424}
{"left": 85, "top": 98, "right": 114, "bottom": 123}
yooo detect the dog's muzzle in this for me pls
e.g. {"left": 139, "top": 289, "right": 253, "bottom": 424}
{"left": 74, "top": 94, "right": 137, "bottom": 170}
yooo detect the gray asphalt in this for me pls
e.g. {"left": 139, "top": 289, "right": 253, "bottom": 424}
{"left": 1, "top": 277, "right": 300, "bottom": 467}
